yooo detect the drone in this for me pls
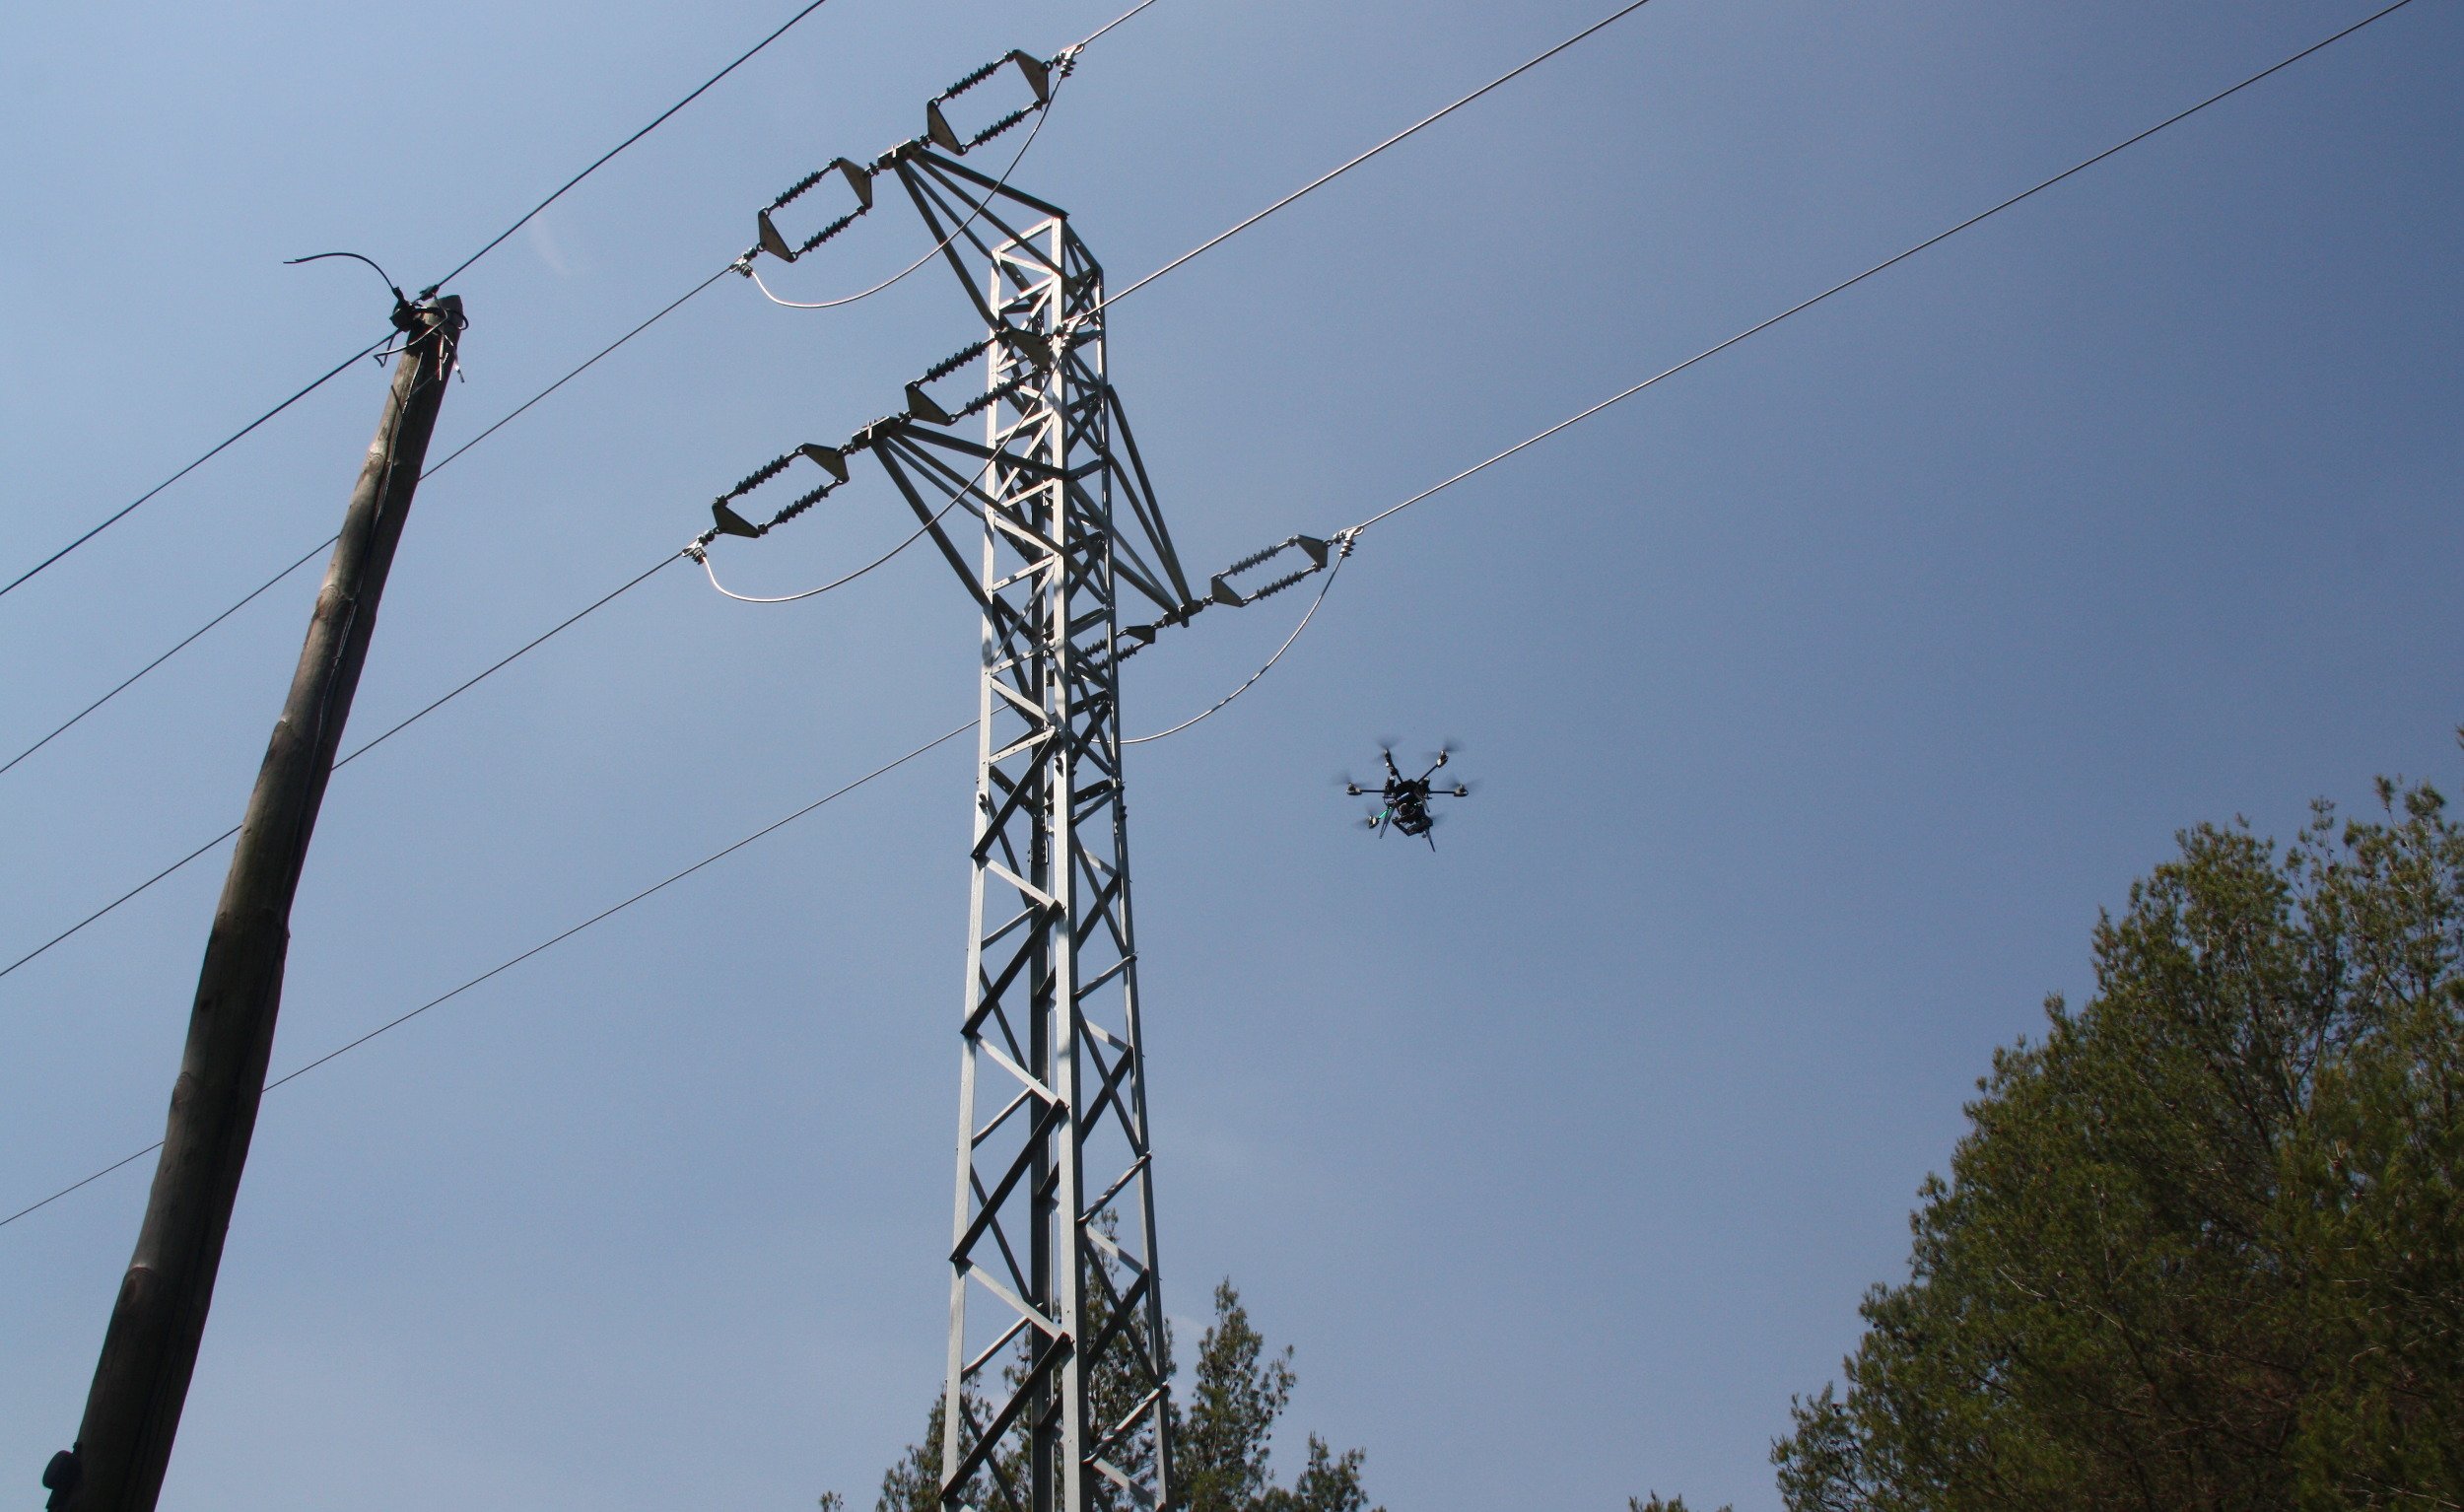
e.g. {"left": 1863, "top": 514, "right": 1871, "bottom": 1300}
{"left": 1344, "top": 745, "right": 1474, "bottom": 850}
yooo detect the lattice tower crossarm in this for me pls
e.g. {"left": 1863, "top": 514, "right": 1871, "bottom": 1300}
{"left": 932, "top": 211, "right": 1174, "bottom": 1512}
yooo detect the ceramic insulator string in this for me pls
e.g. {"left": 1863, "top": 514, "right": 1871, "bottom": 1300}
{"left": 1245, "top": 567, "right": 1317, "bottom": 602}
{"left": 796, "top": 210, "right": 867, "bottom": 256}
{"left": 766, "top": 480, "right": 835, "bottom": 529}
{"left": 937, "top": 55, "right": 1006, "bottom": 102}
{"left": 722, "top": 453, "right": 795, "bottom": 501}
{"left": 771, "top": 169, "right": 829, "bottom": 210}
{"left": 1222, "top": 538, "right": 1292, "bottom": 576}
{"left": 919, "top": 337, "right": 993, "bottom": 386}
{"left": 968, "top": 107, "right": 1035, "bottom": 150}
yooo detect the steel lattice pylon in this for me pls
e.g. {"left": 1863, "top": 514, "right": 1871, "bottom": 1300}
{"left": 716, "top": 67, "right": 1340, "bottom": 1512}
{"left": 860, "top": 147, "right": 1195, "bottom": 1512}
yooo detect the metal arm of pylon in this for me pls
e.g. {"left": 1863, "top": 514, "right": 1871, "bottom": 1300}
{"left": 890, "top": 146, "right": 1195, "bottom": 611}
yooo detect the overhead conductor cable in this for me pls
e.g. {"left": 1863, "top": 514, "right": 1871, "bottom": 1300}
{"left": 1, "top": 720, "right": 977, "bottom": 1231}
{"left": 3, "top": 0, "right": 2412, "bottom": 1012}
{"left": 1, "top": 0, "right": 844, "bottom": 600}
{"left": 15, "top": 11, "right": 1146, "bottom": 754}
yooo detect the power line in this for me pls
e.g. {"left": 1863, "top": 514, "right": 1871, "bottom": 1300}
{"left": 1, "top": 828, "right": 246, "bottom": 988}
{"left": 1, "top": 535, "right": 337, "bottom": 778}
{"left": 1346, "top": 0, "right": 2425, "bottom": 536}
{"left": 0, "top": 554, "right": 682, "bottom": 983}
{"left": 2, "top": 271, "right": 732, "bottom": 785}
{"left": 744, "top": 81, "right": 1061, "bottom": 311}
{"left": 332, "top": 552, "right": 684, "bottom": 766}
{"left": 0, "top": 0, "right": 842, "bottom": 604}
{"left": 1121, "top": 0, "right": 2429, "bottom": 722}
{"left": 1103, "top": 0, "right": 1663, "bottom": 308}
{"left": 0, "top": 719, "right": 974, "bottom": 1232}
{"left": 1077, "top": 0, "right": 1166, "bottom": 51}
{"left": 12, "top": 0, "right": 2408, "bottom": 986}
{"left": 9, "top": 4, "right": 1134, "bottom": 773}
{"left": 421, "top": 0, "right": 841, "bottom": 295}
{"left": 420, "top": 266, "right": 739, "bottom": 479}
{"left": 741, "top": 0, "right": 1171, "bottom": 311}
{"left": 8, "top": 0, "right": 2410, "bottom": 1227}
{"left": 0, "top": 336, "right": 389, "bottom": 603}
{"left": 1122, "top": 543, "right": 1348, "bottom": 744}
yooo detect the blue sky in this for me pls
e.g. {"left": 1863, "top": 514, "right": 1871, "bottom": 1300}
{"left": 3, "top": 2, "right": 2459, "bottom": 1508}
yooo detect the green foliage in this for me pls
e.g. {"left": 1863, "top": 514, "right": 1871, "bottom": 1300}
{"left": 874, "top": 1395, "right": 946, "bottom": 1512}
{"left": 871, "top": 1278, "right": 1381, "bottom": 1512}
{"left": 1629, "top": 1495, "right": 1733, "bottom": 1512}
{"left": 1176, "top": 1280, "right": 1379, "bottom": 1512}
{"left": 1773, "top": 770, "right": 2464, "bottom": 1510}
{"left": 873, "top": 1229, "right": 1164, "bottom": 1512}
{"left": 1176, "top": 1279, "right": 1295, "bottom": 1511}
{"left": 1256, "top": 1436, "right": 1376, "bottom": 1512}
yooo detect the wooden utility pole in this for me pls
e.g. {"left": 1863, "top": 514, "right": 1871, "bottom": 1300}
{"left": 51, "top": 295, "right": 464, "bottom": 1512}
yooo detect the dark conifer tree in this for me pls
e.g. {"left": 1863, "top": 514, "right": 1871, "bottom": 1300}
{"left": 1775, "top": 766, "right": 2464, "bottom": 1511}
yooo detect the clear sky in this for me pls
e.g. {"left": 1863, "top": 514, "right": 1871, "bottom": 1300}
{"left": 3, "top": 1, "right": 2459, "bottom": 1508}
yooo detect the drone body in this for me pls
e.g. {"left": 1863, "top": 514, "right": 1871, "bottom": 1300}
{"left": 1345, "top": 745, "right": 1473, "bottom": 850}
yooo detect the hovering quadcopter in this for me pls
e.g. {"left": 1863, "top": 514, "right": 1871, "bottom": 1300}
{"left": 1344, "top": 746, "right": 1473, "bottom": 850}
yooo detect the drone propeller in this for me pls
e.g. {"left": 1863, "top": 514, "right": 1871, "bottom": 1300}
{"left": 1436, "top": 778, "right": 1477, "bottom": 798}
{"left": 1412, "top": 741, "right": 1463, "bottom": 782}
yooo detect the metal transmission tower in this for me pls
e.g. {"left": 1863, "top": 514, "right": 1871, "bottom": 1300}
{"left": 873, "top": 145, "right": 1194, "bottom": 1512}
{"left": 711, "top": 52, "right": 1229, "bottom": 1509}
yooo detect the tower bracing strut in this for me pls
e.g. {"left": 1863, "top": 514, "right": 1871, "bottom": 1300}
{"left": 859, "top": 149, "right": 1187, "bottom": 1512}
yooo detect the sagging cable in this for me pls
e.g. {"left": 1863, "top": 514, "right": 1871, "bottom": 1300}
{"left": 1116, "top": 531, "right": 1342, "bottom": 657}
{"left": 685, "top": 328, "right": 1063, "bottom": 555}
{"left": 739, "top": 47, "right": 1072, "bottom": 309}
{"left": 692, "top": 449, "right": 1001, "bottom": 604}
{"left": 1122, "top": 534, "right": 1354, "bottom": 745}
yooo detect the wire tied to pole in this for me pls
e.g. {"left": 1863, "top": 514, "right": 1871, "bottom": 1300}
{"left": 0, "top": 0, "right": 849, "bottom": 602}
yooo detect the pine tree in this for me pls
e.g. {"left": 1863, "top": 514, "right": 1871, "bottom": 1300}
{"left": 869, "top": 1277, "right": 1383, "bottom": 1511}
{"left": 1175, "top": 1280, "right": 1292, "bottom": 1511}
{"left": 1773, "top": 767, "right": 2464, "bottom": 1510}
